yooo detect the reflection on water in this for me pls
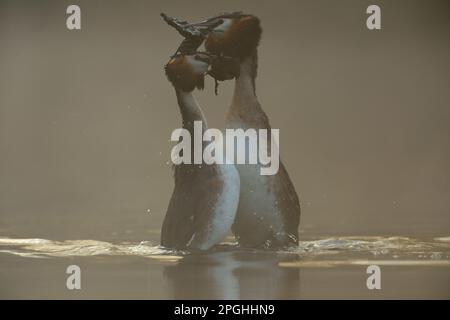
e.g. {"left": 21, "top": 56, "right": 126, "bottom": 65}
{"left": 1, "top": 235, "right": 450, "bottom": 299}
{"left": 164, "top": 251, "right": 301, "bottom": 299}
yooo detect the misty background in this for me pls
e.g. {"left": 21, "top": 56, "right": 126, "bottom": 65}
{"left": 1, "top": 0, "right": 449, "bottom": 240}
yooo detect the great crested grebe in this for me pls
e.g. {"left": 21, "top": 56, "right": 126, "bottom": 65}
{"left": 161, "top": 49, "right": 240, "bottom": 251}
{"left": 204, "top": 13, "right": 301, "bottom": 248}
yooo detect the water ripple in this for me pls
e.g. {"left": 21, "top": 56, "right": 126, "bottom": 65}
{"left": 1, "top": 236, "right": 449, "bottom": 267}
{"left": 0, "top": 238, "right": 183, "bottom": 262}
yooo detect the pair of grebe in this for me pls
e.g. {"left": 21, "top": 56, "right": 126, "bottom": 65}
{"left": 160, "top": 13, "right": 300, "bottom": 251}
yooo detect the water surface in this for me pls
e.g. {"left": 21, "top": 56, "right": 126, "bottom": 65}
{"left": 1, "top": 235, "right": 449, "bottom": 299}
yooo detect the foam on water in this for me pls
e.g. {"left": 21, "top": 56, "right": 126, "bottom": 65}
{"left": 0, "top": 238, "right": 183, "bottom": 262}
{"left": 282, "top": 236, "right": 450, "bottom": 268}
{"left": 1, "top": 236, "right": 449, "bottom": 267}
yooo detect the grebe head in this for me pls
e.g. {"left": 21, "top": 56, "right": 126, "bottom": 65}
{"left": 205, "top": 15, "right": 262, "bottom": 61}
{"left": 165, "top": 53, "right": 210, "bottom": 92}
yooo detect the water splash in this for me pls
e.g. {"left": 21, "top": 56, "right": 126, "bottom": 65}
{"left": 280, "top": 236, "right": 450, "bottom": 268}
{"left": 293, "top": 236, "right": 450, "bottom": 257}
{"left": 1, "top": 236, "right": 449, "bottom": 267}
{"left": 0, "top": 238, "right": 183, "bottom": 262}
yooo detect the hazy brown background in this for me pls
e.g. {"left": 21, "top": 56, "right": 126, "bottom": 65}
{"left": 1, "top": 0, "right": 449, "bottom": 240}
